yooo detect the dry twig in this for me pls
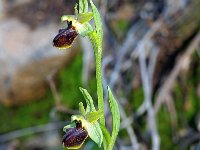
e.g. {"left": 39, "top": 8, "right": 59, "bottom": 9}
{"left": 0, "top": 121, "right": 65, "bottom": 143}
{"left": 154, "top": 32, "right": 200, "bottom": 113}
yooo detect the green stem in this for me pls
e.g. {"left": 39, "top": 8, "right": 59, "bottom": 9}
{"left": 88, "top": 32, "right": 105, "bottom": 126}
{"left": 95, "top": 50, "right": 105, "bottom": 126}
{"left": 88, "top": 29, "right": 106, "bottom": 149}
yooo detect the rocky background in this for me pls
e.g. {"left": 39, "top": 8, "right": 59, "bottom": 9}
{"left": 0, "top": 0, "right": 79, "bottom": 106}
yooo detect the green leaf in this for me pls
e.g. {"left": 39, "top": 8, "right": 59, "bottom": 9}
{"left": 79, "top": 0, "right": 88, "bottom": 13}
{"left": 79, "top": 87, "right": 96, "bottom": 113}
{"left": 77, "top": 12, "right": 93, "bottom": 23}
{"left": 63, "top": 121, "right": 76, "bottom": 132}
{"left": 79, "top": 102, "right": 86, "bottom": 116}
{"left": 87, "top": 110, "right": 103, "bottom": 123}
{"left": 89, "top": 0, "right": 103, "bottom": 50}
{"left": 107, "top": 86, "right": 120, "bottom": 149}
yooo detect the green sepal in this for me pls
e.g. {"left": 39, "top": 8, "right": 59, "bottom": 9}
{"left": 77, "top": 12, "right": 93, "bottom": 23}
{"left": 87, "top": 110, "right": 103, "bottom": 123}
{"left": 78, "top": 22, "right": 93, "bottom": 37}
{"left": 63, "top": 121, "right": 76, "bottom": 132}
{"left": 79, "top": 102, "right": 86, "bottom": 116}
{"left": 86, "top": 121, "right": 103, "bottom": 147}
{"left": 107, "top": 86, "right": 120, "bottom": 149}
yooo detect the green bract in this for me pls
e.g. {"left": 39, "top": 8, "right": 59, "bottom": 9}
{"left": 107, "top": 87, "right": 120, "bottom": 149}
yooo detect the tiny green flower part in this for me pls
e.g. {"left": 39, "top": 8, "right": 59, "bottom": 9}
{"left": 62, "top": 120, "right": 88, "bottom": 149}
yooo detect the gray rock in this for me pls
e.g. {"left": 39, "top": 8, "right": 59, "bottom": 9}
{"left": 0, "top": 18, "right": 79, "bottom": 106}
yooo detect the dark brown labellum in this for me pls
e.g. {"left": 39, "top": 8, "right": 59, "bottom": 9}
{"left": 62, "top": 120, "right": 88, "bottom": 149}
{"left": 53, "top": 23, "right": 78, "bottom": 49}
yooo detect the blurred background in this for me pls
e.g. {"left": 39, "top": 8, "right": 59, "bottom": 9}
{"left": 0, "top": 0, "right": 200, "bottom": 150}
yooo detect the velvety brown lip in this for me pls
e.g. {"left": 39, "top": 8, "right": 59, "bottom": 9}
{"left": 62, "top": 120, "right": 88, "bottom": 149}
{"left": 53, "top": 21, "right": 78, "bottom": 49}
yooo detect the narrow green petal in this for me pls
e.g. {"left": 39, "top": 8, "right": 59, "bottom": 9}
{"left": 63, "top": 122, "right": 76, "bottom": 132}
{"left": 79, "top": 102, "right": 86, "bottom": 116}
{"left": 87, "top": 110, "right": 103, "bottom": 123}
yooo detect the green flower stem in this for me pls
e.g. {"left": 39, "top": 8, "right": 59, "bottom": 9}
{"left": 93, "top": 44, "right": 107, "bottom": 149}
{"left": 88, "top": 31, "right": 105, "bottom": 126}
{"left": 95, "top": 49, "right": 105, "bottom": 126}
